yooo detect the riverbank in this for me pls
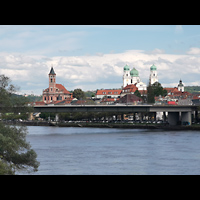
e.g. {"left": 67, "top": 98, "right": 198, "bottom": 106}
{"left": 4, "top": 121, "right": 200, "bottom": 130}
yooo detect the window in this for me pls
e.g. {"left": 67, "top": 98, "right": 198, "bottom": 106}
{"left": 51, "top": 88, "right": 53, "bottom": 92}
{"left": 51, "top": 79, "right": 53, "bottom": 83}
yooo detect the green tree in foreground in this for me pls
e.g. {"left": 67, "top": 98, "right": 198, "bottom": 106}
{"left": 0, "top": 124, "right": 39, "bottom": 174}
{"left": 0, "top": 75, "right": 39, "bottom": 174}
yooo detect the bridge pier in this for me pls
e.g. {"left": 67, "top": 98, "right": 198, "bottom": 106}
{"left": 168, "top": 111, "right": 192, "bottom": 126}
{"left": 181, "top": 111, "right": 191, "bottom": 125}
{"left": 168, "top": 112, "right": 180, "bottom": 125}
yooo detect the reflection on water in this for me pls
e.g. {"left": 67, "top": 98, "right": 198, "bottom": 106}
{"left": 19, "top": 126, "right": 200, "bottom": 175}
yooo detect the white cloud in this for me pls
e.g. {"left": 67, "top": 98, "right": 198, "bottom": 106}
{"left": 1, "top": 49, "right": 200, "bottom": 95}
{"left": 146, "top": 48, "right": 165, "bottom": 54}
{"left": 187, "top": 47, "right": 200, "bottom": 55}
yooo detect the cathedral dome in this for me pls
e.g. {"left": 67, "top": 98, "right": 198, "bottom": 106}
{"left": 150, "top": 64, "right": 157, "bottom": 71}
{"left": 124, "top": 64, "right": 130, "bottom": 71}
{"left": 130, "top": 68, "right": 139, "bottom": 77}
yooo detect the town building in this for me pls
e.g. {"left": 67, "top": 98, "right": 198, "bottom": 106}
{"left": 121, "top": 84, "right": 138, "bottom": 97}
{"left": 41, "top": 66, "right": 73, "bottom": 104}
{"left": 95, "top": 89, "right": 122, "bottom": 99}
{"left": 100, "top": 97, "right": 120, "bottom": 105}
{"left": 117, "top": 94, "right": 143, "bottom": 105}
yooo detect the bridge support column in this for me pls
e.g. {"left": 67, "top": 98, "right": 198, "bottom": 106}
{"left": 168, "top": 112, "right": 179, "bottom": 125}
{"left": 181, "top": 111, "right": 191, "bottom": 125}
{"left": 163, "top": 112, "right": 166, "bottom": 122}
{"left": 55, "top": 113, "right": 59, "bottom": 122}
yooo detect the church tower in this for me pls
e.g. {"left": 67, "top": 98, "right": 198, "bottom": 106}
{"left": 178, "top": 79, "right": 184, "bottom": 92}
{"left": 49, "top": 66, "right": 56, "bottom": 100}
{"left": 149, "top": 64, "right": 158, "bottom": 85}
{"left": 123, "top": 64, "right": 131, "bottom": 87}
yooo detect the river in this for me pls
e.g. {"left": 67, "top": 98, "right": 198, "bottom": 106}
{"left": 19, "top": 126, "right": 200, "bottom": 175}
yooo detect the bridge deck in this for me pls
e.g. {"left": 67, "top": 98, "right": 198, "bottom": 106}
{"left": 34, "top": 105, "right": 198, "bottom": 113}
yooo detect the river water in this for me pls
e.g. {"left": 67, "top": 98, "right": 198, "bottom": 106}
{"left": 20, "top": 126, "right": 200, "bottom": 175}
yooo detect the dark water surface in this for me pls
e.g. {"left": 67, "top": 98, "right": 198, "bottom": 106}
{"left": 20, "top": 126, "right": 200, "bottom": 175}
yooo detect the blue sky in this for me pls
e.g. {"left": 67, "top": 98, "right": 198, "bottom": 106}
{"left": 1, "top": 25, "right": 200, "bottom": 94}
{"left": 1, "top": 25, "right": 199, "bottom": 55}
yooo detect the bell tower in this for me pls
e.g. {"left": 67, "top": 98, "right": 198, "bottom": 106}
{"left": 178, "top": 79, "right": 184, "bottom": 92}
{"left": 123, "top": 64, "right": 131, "bottom": 87}
{"left": 49, "top": 65, "right": 56, "bottom": 98}
{"left": 149, "top": 64, "right": 158, "bottom": 85}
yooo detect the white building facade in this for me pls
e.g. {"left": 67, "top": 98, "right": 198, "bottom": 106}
{"left": 123, "top": 64, "right": 147, "bottom": 90}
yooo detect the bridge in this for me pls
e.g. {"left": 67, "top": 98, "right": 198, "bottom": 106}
{"left": 34, "top": 105, "right": 198, "bottom": 126}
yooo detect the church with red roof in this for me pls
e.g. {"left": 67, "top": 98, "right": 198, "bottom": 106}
{"left": 42, "top": 66, "right": 73, "bottom": 104}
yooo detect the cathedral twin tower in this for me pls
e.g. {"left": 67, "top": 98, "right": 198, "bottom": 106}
{"left": 123, "top": 64, "right": 158, "bottom": 90}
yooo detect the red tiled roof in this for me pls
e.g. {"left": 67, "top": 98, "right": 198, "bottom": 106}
{"left": 43, "top": 84, "right": 72, "bottom": 95}
{"left": 164, "top": 87, "right": 179, "bottom": 93}
{"left": 35, "top": 101, "right": 46, "bottom": 105}
{"left": 122, "top": 84, "right": 138, "bottom": 93}
{"left": 54, "top": 98, "right": 73, "bottom": 105}
{"left": 96, "top": 89, "right": 122, "bottom": 95}
{"left": 56, "top": 84, "right": 72, "bottom": 95}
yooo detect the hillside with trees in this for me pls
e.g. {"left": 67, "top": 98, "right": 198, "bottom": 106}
{"left": 184, "top": 86, "right": 200, "bottom": 94}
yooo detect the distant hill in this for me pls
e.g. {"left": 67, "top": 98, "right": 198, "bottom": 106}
{"left": 185, "top": 86, "right": 200, "bottom": 94}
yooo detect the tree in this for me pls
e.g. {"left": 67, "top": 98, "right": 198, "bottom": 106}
{"left": 73, "top": 88, "right": 86, "bottom": 100}
{"left": 147, "top": 85, "right": 155, "bottom": 104}
{"left": 134, "top": 90, "right": 141, "bottom": 98}
{"left": 0, "top": 124, "right": 39, "bottom": 174}
{"left": 147, "top": 82, "right": 167, "bottom": 104}
{"left": 0, "top": 75, "right": 39, "bottom": 174}
{"left": 151, "top": 82, "right": 167, "bottom": 97}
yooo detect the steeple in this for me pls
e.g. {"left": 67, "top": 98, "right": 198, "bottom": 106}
{"left": 49, "top": 65, "right": 56, "bottom": 75}
{"left": 49, "top": 65, "right": 56, "bottom": 95}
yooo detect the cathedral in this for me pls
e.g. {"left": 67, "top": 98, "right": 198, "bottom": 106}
{"left": 123, "top": 64, "right": 158, "bottom": 90}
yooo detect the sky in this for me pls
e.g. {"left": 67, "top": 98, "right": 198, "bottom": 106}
{"left": 1, "top": 25, "right": 200, "bottom": 95}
